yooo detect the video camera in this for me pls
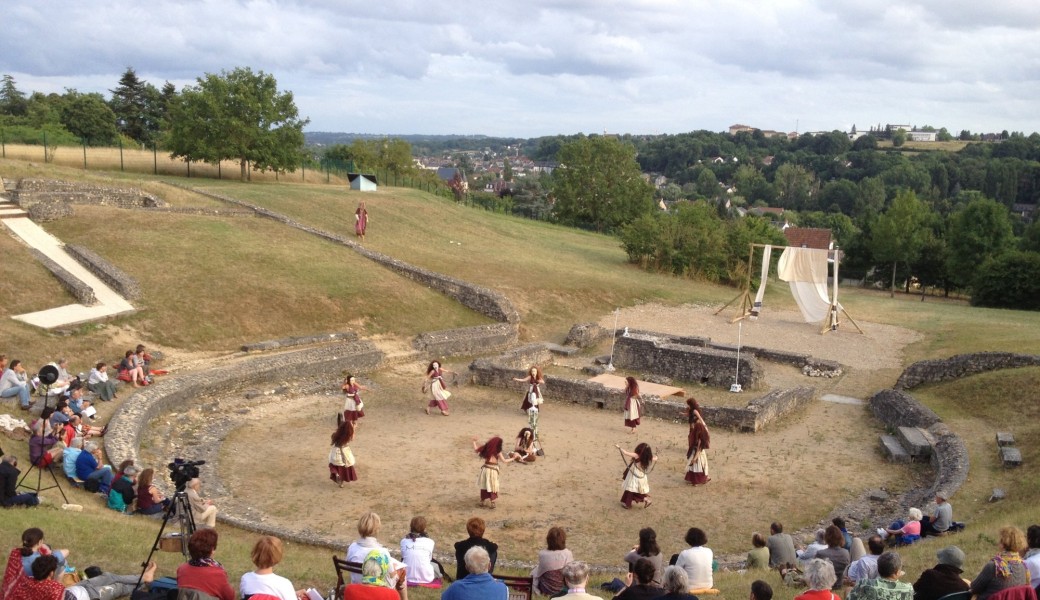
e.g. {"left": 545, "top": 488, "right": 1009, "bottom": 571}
{"left": 167, "top": 458, "right": 205, "bottom": 492}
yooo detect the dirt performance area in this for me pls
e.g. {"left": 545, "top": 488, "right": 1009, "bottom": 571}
{"left": 170, "top": 306, "right": 923, "bottom": 568}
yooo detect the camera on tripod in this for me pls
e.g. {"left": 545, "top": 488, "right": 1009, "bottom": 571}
{"left": 167, "top": 458, "right": 205, "bottom": 492}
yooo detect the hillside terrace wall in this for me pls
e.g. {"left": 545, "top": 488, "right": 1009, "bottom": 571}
{"left": 30, "top": 248, "right": 95, "bottom": 305}
{"left": 412, "top": 323, "right": 518, "bottom": 357}
{"left": 895, "top": 352, "right": 1040, "bottom": 390}
{"left": 613, "top": 331, "right": 765, "bottom": 389}
{"left": 65, "top": 244, "right": 142, "bottom": 301}
{"left": 14, "top": 178, "right": 166, "bottom": 209}
{"left": 242, "top": 331, "right": 359, "bottom": 353}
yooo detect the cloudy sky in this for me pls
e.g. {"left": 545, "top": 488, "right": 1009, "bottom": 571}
{"left": 3, "top": 0, "right": 1040, "bottom": 138}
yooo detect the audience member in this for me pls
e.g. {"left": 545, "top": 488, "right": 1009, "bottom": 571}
{"left": 441, "top": 546, "right": 506, "bottom": 600}
{"left": 625, "top": 528, "right": 664, "bottom": 587}
{"left": 0, "top": 457, "right": 39, "bottom": 508}
{"left": 453, "top": 517, "right": 498, "bottom": 581}
{"left": 658, "top": 566, "right": 696, "bottom": 600}
{"left": 86, "top": 362, "right": 118, "bottom": 402}
{"left": 186, "top": 478, "right": 218, "bottom": 528}
{"left": 64, "top": 386, "right": 92, "bottom": 418}
{"left": 1024, "top": 525, "right": 1040, "bottom": 589}
{"left": 135, "top": 468, "right": 171, "bottom": 516}
{"left": 912, "top": 546, "right": 970, "bottom": 600}
{"left": 798, "top": 530, "right": 827, "bottom": 563}
{"left": 343, "top": 550, "right": 407, "bottom": 600}
{"left": 400, "top": 516, "right": 441, "bottom": 588}
{"left": 28, "top": 423, "right": 63, "bottom": 469}
{"left": 1, "top": 360, "right": 33, "bottom": 410}
{"left": 118, "top": 351, "right": 146, "bottom": 387}
{"left": 767, "top": 522, "right": 798, "bottom": 568}
{"left": 559, "top": 561, "right": 603, "bottom": 599}
{"left": 175, "top": 529, "right": 234, "bottom": 600}
{"left": 883, "top": 509, "right": 922, "bottom": 546}
{"left": 61, "top": 438, "right": 84, "bottom": 481}
{"left": 240, "top": 536, "right": 305, "bottom": 600}
{"left": 921, "top": 495, "right": 954, "bottom": 537}
{"left": 74, "top": 442, "right": 113, "bottom": 492}
{"left": 750, "top": 580, "right": 773, "bottom": 600}
{"left": 65, "top": 561, "right": 158, "bottom": 600}
{"left": 17, "top": 528, "right": 69, "bottom": 578}
{"left": 532, "top": 526, "right": 573, "bottom": 596}
{"left": 970, "top": 527, "right": 1029, "bottom": 600}
{"left": 107, "top": 465, "right": 137, "bottom": 513}
{"left": 9, "top": 555, "right": 63, "bottom": 600}
{"left": 849, "top": 537, "right": 867, "bottom": 562}
{"left": 674, "top": 528, "right": 712, "bottom": 591}
{"left": 346, "top": 512, "right": 401, "bottom": 588}
{"left": 847, "top": 535, "right": 885, "bottom": 584}
{"left": 746, "top": 533, "right": 769, "bottom": 571}
{"left": 832, "top": 518, "right": 853, "bottom": 550}
{"left": 846, "top": 552, "right": 913, "bottom": 600}
{"left": 612, "top": 557, "right": 664, "bottom": 600}
{"left": 794, "top": 559, "right": 837, "bottom": 600}
{"left": 814, "top": 526, "right": 850, "bottom": 589}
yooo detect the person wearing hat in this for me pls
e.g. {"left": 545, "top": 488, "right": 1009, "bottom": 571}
{"left": 921, "top": 494, "right": 954, "bottom": 537}
{"left": 912, "top": 546, "right": 970, "bottom": 600}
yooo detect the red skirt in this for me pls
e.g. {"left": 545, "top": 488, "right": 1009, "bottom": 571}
{"left": 685, "top": 471, "right": 709, "bottom": 485}
{"left": 625, "top": 417, "right": 641, "bottom": 428}
{"left": 329, "top": 464, "right": 358, "bottom": 483}
{"left": 480, "top": 490, "right": 498, "bottom": 501}
{"left": 620, "top": 490, "right": 647, "bottom": 507}
{"left": 343, "top": 409, "right": 365, "bottom": 422}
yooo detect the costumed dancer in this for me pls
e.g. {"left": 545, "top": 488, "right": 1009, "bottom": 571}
{"left": 685, "top": 410, "right": 711, "bottom": 485}
{"left": 424, "top": 361, "right": 453, "bottom": 416}
{"left": 340, "top": 374, "right": 367, "bottom": 426}
{"left": 354, "top": 200, "right": 369, "bottom": 241}
{"left": 472, "top": 436, "right": 514, "bottom": 509}
{"left": 328, "top": 420, "right": 358, "bottom": 487}
{"left": 683, "top": 398, "right": 707, "bottom": 458}
{"left": 617, "top": 442, "right": 657, "bottom": 509}
{"left": 508, "top": 427, "right": 537, "bottom": 464}
{"left": 623, "top": 376, "right": 644, "bottom": 434}
{"left": 514, "top": 366, "right": 545, "bottom": 434}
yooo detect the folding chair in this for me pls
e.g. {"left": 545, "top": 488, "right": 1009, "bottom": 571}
{"left": 493, "top": 574, "right": 533, "bottom": 600}
{"left": 332, "top": 555, "right": 363, "bottom": 600}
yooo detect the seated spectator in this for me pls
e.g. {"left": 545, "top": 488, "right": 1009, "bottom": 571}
{"left": 186, "top": 478, "right": 218, "bottom": 529}
{"left": 767, "top": 522, "right": 798, "bottom": 568}
{"left": 832, "top": 518, "right": 852, "bottom": 551}
{"left": 794, "top": 559, "right": 836, "bottom": 600}
{"left": 17, "top": 528, "right": 69, "bottom": 578}
{"left": 612, "top": 557, "right": 664, "bottom": 600}
{"left": 746, "top": 533, "right": 769, "bottom": 571}
{"left": 1, "top": 360, "right": 33, "bottom": 410}
{"left": 441, "top": 547, "right": 505, "bottom": 600}
{"left": 135, "top": 468, "right": 171, "bottom": 516}
{"left": 113, "top": 460, "right": 135, "bottom": 482}
{"left": 750, "top": 580, "right": 773, "bottom": 600}
{"left": 626, "top": 528, "right": 664, "bottom": 587}
{"left": 60, "top": 437, "right": 83, "bottom": 482}
{"left": 659, "top": 566, "right": 697, "bottom": 600}
{"left": 798, "top": 530, "right": 827, "bottom": 564}
{"left": 884, "top": 508, "right": 922, "bottom": 546}
{"left": 107, "top": 465, "right": 138, "bottom": 513}
{"left": 28, "top": 425, "right": 63, "bottom": 470}
{"left": 846, "top": 535, "right": 884, "bottom": 584}
{"left": 0, "top": 457, "right": 40, "bottom": 507}
{"left": 400, "top": 516, "right": 441, "bottom": 588}
{"left": 453, "top": 517, "right": 498, "bottom": 581}
{"left": 176, "top": 529, "right": 234, "bottom": 600}
{"left": 68, "top": 415, "right": 105, "bottom": 441}
{"left": 118, "top": 351, "right": 146, "bottom": 387}
{"left": 10, "top": 554, "right": 63, "bottom": 600}
{"left": 814, "top": 526, "right": 850, "bottom": 590}
{"left": 86, "top": 362, "right": 118, "bottom": 402}
{"left": 64, "top": 387, "right": 92, "bottom": 419}
{"left": 1024, "top": 525, "right": 1040, "bottom": 590}
{"left": 559, "top": 561, "right": 602, "bottom": 599}
{"left": 913, "top": 546, "right": 970, "bottom": 600}
{"left": 674, "top": 528, "right": 712, "bottom": 591}
{"left": 532, "top": 526, "right": 573, "bottom": 596}
{"left": 849, "top": 537, "right": 866, "bottom": 563}
{"left": 921, "top": 494, "right": 954, "bottom": 537}
{"left": 240, "top": 536, "right": 305, "bottom": 600}
{"left": 346, "top": 512, "right": 402, "bottom": 588}
{"left": 42, "top": 359, "right": 74, "bottom": 398}
{"left": 74, "top": 442, "right": 113, "bottom": 492}
{"left": 66, "top": 561, "right": 158, "bottom": 600}
{"left": 847, "top": 552, "right": 913, "bottom": 600}
{"left": 970, "top": 527, "right": 1030, "bottom": 600}
{"left": 343, "top": 550, "right": 407, "bottom": 600}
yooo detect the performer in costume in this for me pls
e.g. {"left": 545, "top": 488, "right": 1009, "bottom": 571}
{"left": 685, "top": 410, "right": 711, "bottom": 485}
{"left": 623, "top": 376, "right": 643, "bottom": 433}
{"left": 683, "top": 398, "right": 707, "bottom": 458}
{"left": 514, "top": 366, "right": 544, "bottom": 434}
{"left": 354, "top": 200, "right": 369, "bottom": 241}
{"left": 472, "top": 436, "right": 514, "bottom": 508}
{"left": 617, "top": 442, "right": 657, "bottom": 509}
{"left": 340, "top": 374, "right": 367, "bottom": 425}
{"left": 328, "top": 420, "right": 358, "bottom": 487}
{"left": 508, "top": 427, "right": 537, "bottom": 464}
{"left": 424, "top": 361, "right": 453, "bottom": 416}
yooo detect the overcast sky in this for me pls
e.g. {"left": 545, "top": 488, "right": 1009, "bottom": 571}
{"left": 3, "top": 0, "right": 1040, "bottom": 138}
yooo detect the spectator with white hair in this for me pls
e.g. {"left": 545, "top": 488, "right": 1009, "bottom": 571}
{"left": 61, "top": 437, "right": 84, "bottom": 481}
{"left": 441, "top": 546, "right": 507, "bottom": 600}
{"left": 883, "top": 508, "right": 922, "bottom": 546}
{"left": 187, "top": 477, "right": 218, "bottom": 528}
{"left": 558, "top": 561, "right": 602, "bottom": 599}
{"left": 794, "top": 559, "right": 837, "bottom": 600}
{"left": 659, "top": 566, "right": 697, "bottom": 600}
{"left": 74, "top": 441, "right": 112, "bottom": 491}
{"left": 846, "top": 552, "right": 913, "bottom": 600}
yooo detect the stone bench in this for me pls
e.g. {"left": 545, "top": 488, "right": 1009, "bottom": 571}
{"left": 897, "top": 426, "right": 933, "bottom": 461}
{"left": 880, "top": 435, "right": 911, "bottom": 463}
{"left": 999, "top": 446, "right": 1022, "bottom": 467}
{"left": 996, "top": 432, "right": 1015, "bottom": 447}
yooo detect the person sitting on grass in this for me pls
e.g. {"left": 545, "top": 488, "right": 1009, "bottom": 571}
{"left": 107, "top": 465, "right": 138, "bottom": 513}
{"left": 64, "top": 386, "right": 93, "bottom": 419}
{"left": 135, "top": 468, "right": 171, "bottom": 516}
{"left": 558, "top": 561, "right": 602, "bottom": 599}
{"left": 766, "top": 522, "right": 798, "bottom": 568}
{"left": 746, "top": 532, "right": 770, "bottom": 571}
{"left": 28, "top": 423, "right": 64, "bottom": 470}
{"left": 611, "top": 557, "right": 663, "bottom": 600}
{"left": 10, "top": 554, "right": 63, "bottom": 600}
{"left": 0, "top": 359, "right": 33, "bottom": 410}
{"left": 970, "top": 526, "right": 1030, "bottom": 600}
{"left": 86, "top": 362, "right": 118, "bottom": 402}
{"left": 846, "top": 535, "right": 884, "bottom": 584}
{"left": 813, "top": 525, "right": 850, "bottom": 590}
{"left": 883, "top": 508, "right": 922, "bottom": 546}
{"left": 675, "top": 527, "right": 713, "bottom": 591}
{"left": 0, "top": 456, "right": 40, "bottom": 508}
{"left": 659, "top": 566, "right": 698, "bottom": 600}
{"left": 750, "top": 580, "right": 773, "bottom": 600}
{"left": 61, "top": 437, "right": 84, "bottom": 482}
{"left": 66, "top": 561, "right": 158, "bottom": 600}
{"left": 793, "top": 559, "right": 836, "bottom": 600}
{"left": 187, "top": 478, "right": 218, "bottom": 528}
{"left": 846, "top": 552, "right": 913, "bottom": 600}
{"left": 17, "top": 528, "right": 70, "bottom": 578}
{"left": 920, "top": 494, "right": 954, "bottom": 537}
{"left": 75, "top": 442, "right": 113, "bottom": 493}
{"left": 912, "top": 546, "right": 970, "bottom": 600}
{"left": 118, "top": 351, "right": 146, "bottom": 387}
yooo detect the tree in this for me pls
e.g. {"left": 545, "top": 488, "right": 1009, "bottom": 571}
{"left": 503, "top": 158, "right": 513, "bottom": 182}
{"left": 871, "top": 189, "right": 929, "bottom": 297}
{"left": 971, "top": 251, "right": 1040, "bottom": 310}
{"left": 0, "top": 74, "right": 28, "bottom": 116}
{"left": 552, "top": 136, "right": 655, "bottom": 232}
{"left": 166, "top": 67, "right": 308, "bottom": 180}
{"left": 772, "top": 163, "right": 816, "bottom": 210}
{"left": 891, "top": 128, "right": 907, "bottom": 147}
{"left": 695, "top": 168, "right": 718, "bottom": 199}
{"left": 946, "top": 195, "right": 1015, "bottom": 289}
{"left": 60, "top": 90, "right": 119, "bottom": 145}
{"left": 109, "top": 67, "right": 163, "bottom": 145}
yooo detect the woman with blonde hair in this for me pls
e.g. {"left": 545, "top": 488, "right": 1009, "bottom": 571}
{"left": 346, "top": 512, "right": 404, "bottom": 587}
{"left": 970, "top": 526, "right": 1029, "bottom": 600}
{"left": 240, "top": 536, "right": 306, "bottom": 600}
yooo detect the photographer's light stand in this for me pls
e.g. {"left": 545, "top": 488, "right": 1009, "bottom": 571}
{"left": 134, "top": 490, "right": 196, "bottom": 592}
{"left": 16, "top": 432, "right": 69, "bottom": 504}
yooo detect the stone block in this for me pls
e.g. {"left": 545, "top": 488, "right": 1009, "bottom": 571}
{"left": 897, "top": 426, "right": 933, "bottom": 460}
{"left": 869, "top": 389, "right": 941, "bottom": 428}
{"left": 989, "top": 488, "right": 1006, "bottom": 502}
{"left": 880, "top": 435, "right": 911, "bottom": 463}
{"left": 995, "top": 432, "right": 1015, "bottom": 447}
{"left": 999, "top": 446, "right": 1022, "bottom": 467}
{"left": 544, "top": 343, "right": 580, "bottom": 356}
{"left": 563, "top": 323, "right": 608, "bottom": 348}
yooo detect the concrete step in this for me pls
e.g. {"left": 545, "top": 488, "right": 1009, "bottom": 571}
{"left": 996, "top": 432, "right": 1015, "bottom": 447}
{"left": 897, "top": 426, "right": 933, "bottom": 460}
{"left": 881, "top": 435, "right": 911, "bottom": 463}
{"left": 544, "top": 343, "right": 581, "bottom": 356}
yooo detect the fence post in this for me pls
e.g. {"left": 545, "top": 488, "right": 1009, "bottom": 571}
{"left": 302, "top": 163, "right": 305, "bottom": 182}
{"left": 83, "top": 138, "right": 88, "bottom": 169}
{"left": 187, "top": 159, "right": 191, "bottom": 178}
{"left": 119, "top": 138, "right": 124, "bottom": 171}
{"left": 218, "top": 162, "right": 221, "bottom": 180}
{"left": 326, "top": 162, "right": 330, "bottom": 184}
{"left": 153, "top": 144, "right": 158, "bottom": 175}
{"left": 1, "top": 129, "right": 5, "bottom": 158}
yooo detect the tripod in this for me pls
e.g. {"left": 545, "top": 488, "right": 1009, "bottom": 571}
{"left": 134, "top": 490, "right": 196, "bottom": 592}
{"left": 16, "top": 430, "right": 69, "bottom": 504}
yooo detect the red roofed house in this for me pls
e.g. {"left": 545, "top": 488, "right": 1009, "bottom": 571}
{"left": 784, "top": 227, "right": 833, "bottom": 250}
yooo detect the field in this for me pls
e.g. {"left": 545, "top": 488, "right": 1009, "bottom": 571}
{"left": 1, "top": 160, "right": 1039, "bottom": 600}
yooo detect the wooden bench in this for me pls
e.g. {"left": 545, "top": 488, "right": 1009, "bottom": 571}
{"left": 332, "top": 556, "right": 363, "bottom": 600}
{"left": 494, "top": 574, "right": 533, "bottom": 600}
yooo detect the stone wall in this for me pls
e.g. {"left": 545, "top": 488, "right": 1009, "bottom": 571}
{"left": 26, "top": 201, "right": 73, "bottom": 222}
{"left": 65, "top": 244, "right": 142, "bottom": 301}
{"left": 14, "top": 178, "right": 166, "bottom": 210}
{"left": 412, "top": 323, "right": 519, "bottom": 357}
{"left": 868, "top": 389, "right": 941, "bottom": 428}
{"left": 613, "top": 331, "right": 764, "bottom": 389}
{"left": 895, "top": 352, "right": 1040, "bottom": 390}
{"left": 241, "top": 331, "right": 358, "bottom": 353}
{"left": 30, "top": 249, "right": 96, "bottom": 305}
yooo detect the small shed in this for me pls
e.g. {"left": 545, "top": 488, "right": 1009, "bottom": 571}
{"left": 348, "top": 173, "right": 378, "bottom": 192}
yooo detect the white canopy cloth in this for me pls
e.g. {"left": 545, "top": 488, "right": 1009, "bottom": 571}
{"left": 777, "top": 247, "right": 839, "bottom": 324}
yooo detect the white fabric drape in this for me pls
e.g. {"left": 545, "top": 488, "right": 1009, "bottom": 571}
{"left": 750, "top": 245, "right": 772, "bottom": 320}
{"left": 778, "top": 247, "right": 836, "bottom": 324}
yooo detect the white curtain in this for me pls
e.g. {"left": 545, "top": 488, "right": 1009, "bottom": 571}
{"left": 777, "top": 247, "right": 836, "bottom": 324}
{"left": 750, "top": 245, "right": 772, "bottom": 320}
